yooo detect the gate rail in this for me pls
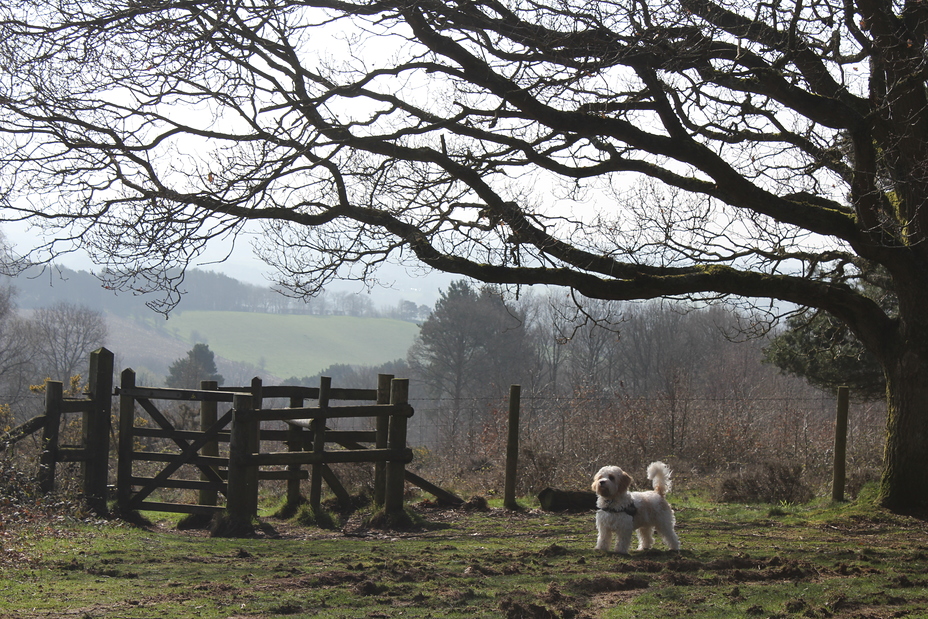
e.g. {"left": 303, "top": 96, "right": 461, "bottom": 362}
{"left": 115, "top": 371, "right": 421, "bottom": 520}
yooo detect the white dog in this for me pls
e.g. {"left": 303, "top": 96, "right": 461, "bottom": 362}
{"left": 591, "top": 461, "right": 680, "bottom": 554}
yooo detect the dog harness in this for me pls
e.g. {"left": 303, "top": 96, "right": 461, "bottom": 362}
{"left": 599, "top": 503, "right": 637, "bottom": 517}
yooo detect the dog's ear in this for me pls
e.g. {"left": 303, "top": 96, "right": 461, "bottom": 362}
{"left": 590, "top": 473, "right": 601, "bottom": 493}
{"left": 617, "top": 472, "right": 633, "bottom": 494}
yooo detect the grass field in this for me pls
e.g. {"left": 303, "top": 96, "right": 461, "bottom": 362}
{"left": 3, "top": 485, "right": 927, "bottom": 619}
{"left": 151, "top": 312, "right": 419, "bottom": 380}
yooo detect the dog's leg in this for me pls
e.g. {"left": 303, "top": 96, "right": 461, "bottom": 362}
{"left": 595, "top": 527, "right": 612, "bottom": 552}
{"left": 637, "top": 527, "right": 654, "bottom": 551}
{"left": 615, "top": 534, "right": 631, "bottom": 555}
{"left": 594, "top": 513, "right": 613, "bottom": 551}
{"left": 658, "top": 525, "right": 680, "bottom": 551}
{"left": 615, "top": 520, "right": 632, "bottom": 554}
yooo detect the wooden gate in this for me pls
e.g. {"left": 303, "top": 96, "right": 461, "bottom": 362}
{"left": 39, "top": 347, "right": 114, "bottom": 516}
{"left": 115, "top": 371, "right": 438, "bottom": 519}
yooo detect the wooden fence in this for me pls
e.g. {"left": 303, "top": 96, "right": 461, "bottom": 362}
{"left": 13, "top": 347, "right": 114, "bottom": 516}
{"left": 2, "top": 347, "right": 461, "bottom": 523}
{"left": 36, "top": 348, "right": 113, "bottom": 514}
{"left": 116, "top": 370, "right": 458, "bottom": 524}
{"left": 4, "top": 348, "right": 856, "bottom": 520}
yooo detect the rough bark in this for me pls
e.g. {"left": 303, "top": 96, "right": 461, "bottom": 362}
{"left": 879, "top": 346, "right": 928, "bottom": 511}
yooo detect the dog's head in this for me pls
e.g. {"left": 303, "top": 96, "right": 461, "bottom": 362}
{"left": 592, "top": 465, "right": 633, "bottom": 498}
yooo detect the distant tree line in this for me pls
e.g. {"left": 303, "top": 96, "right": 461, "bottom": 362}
{"left": 394, "top": 280, "right": 884, "bottom": 490}
{"left": 8, "top": 265, "right": 431, "bottom": 322}
{"left": 296, "top": 279, "right": 877, "bottom": 488}
{"left": 304, "top": 277, "right": 861, "bottom": 423}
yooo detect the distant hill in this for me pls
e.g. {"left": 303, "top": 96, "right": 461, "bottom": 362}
{"left": 6, "top": 264, "right": 424, "bottom": 387}
{"left": 111, "top": 311, "right": 419, "bottom": 385}
{"left": 8, "top": 265, "right": 314, "bottom": 315}
{"left": 8, "top": 264, "right": 432, "bottom": 320}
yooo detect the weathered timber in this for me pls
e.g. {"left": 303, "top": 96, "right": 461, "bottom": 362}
{"left": 132, "top": 427, "right": 231, "bottom": 442}
{"left": 247, "top": 447, "right": 413, "bottom": 466}
{"left": 309, "top": 377, "right": 330, "bottom": 513}
{"left": 538, "top": 487, "right": 597, "bottom": 512}
{"left": 130, "top": 477, "right": 222, "bottom": 491}
{"left": 226, "top": 394, "right": 259, "bottom": 528}
{"left": 384, "top": 379, "right": 410, "bottom": 516}
{"left": 38, "top": 381, "right": 63, "bottom": 494}
{"left": 126, "top": 411, "right": 233, "bottom": 509}
{"left": 327, "top": 426, "right": 463, "bottom": 507}
{"left": 286, "top": 393, "right": 305, "bottom": 509}
{"left": 130, "top": 452, "right": 228, "bottom": 466}
{"left": 404, "top": 470, "right": 464, "bottom": 506}
{"left": 254, "top": 403, "right": 414, "bottom": 423}
{"left": 1, "top": 414, "right": 46, "bottom": 451}
{"left": 833, "top": 385, "right": 850, "bottom": 502}
{"left": 374, "top": 374, "right": 392, "bottom": 505}
{"left": 116, "top": 369, "right": 136, "bottom": 512}
{"left": 199, "top": 380, "right": 221, "bottom": 509}
{"left": 61, "top": 399, "right": 93, "bottom": 413}
{"left": 116, "top": 385, "right": 239, "bottom": 403}
{"left": 135, "top": 501, "right": 225, "bottom": 516}
{"left": 300, "top": 430, "right": 378, "bottom": 444}
{"left": 259, "top": 469, "right": 309, "bottom": 481}
{"left": 504, "top": 384, "right": 521, "bottom": 510}
{"left": 319, "top": 464, "right": 352, "bottom": 505}
{"left": 56, "top": 447, "right": 89, "bottom": 462}
{"left": 221, "top": 385, "right": 376, "bottom": 401}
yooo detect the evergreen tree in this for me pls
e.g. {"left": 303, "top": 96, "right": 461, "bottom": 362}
{"left": 166, "top": 343, "right": 224, "bottom": 389}
{"left": 765, "top": 312, "right": 885, "bottom": 401}
{"left": 408, "top": 280, "right": 535, "bottom": 401}
{"left": 765, "top": 264, "right": 895, "bottom": 401}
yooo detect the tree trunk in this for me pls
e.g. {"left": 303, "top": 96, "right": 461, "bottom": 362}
{"left": 879, "top": 350, "right": 928, "bottom": 512}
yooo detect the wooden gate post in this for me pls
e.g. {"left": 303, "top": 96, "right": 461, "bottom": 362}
{"left": 198, "top": 380, "right": 220, "bottom": 509}
{"left": 832, "top": 386, "right": 850, "bottom": 502}
{"left": 309, "top": 377, "right": 331, "bottom": 513}
{"left": 116, "top": 369, "right": 136, "bottom": 513}
{"left": 286, "top": 393, "right": 305, "bottom": 510}
{"left": 38, "top": 381, "right": 63, "bottom": 494}
{"left": 227, "top": 393, "right": 258, "bottom": 529}
{"left": 384, "top": 378, "right": 410, "bottom": 516}
{"left": 84, "top": 347, "right": 114, "bottom": 515}
{"left": 504, "top": 384, "right": 521, "bottom": 510}
{"left": 373, "top": 373, "right": 393, "bottom": 505}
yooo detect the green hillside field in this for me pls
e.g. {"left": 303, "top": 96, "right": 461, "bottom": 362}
{"left": 161, "top": 311, "right": 419, "bottom": 379}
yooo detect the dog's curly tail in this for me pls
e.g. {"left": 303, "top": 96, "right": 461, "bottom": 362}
{"left": 647, "top": 461, "right": 673, "bottom": 496}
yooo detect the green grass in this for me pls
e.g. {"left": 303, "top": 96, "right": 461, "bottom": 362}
{"left": 157, "top": 312, "right": 419, "bottom": 379}
{"left": 3, "top": 485, "right": 928, "bottom": 619}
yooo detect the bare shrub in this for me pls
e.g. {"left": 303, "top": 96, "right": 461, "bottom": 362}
{"left": 716, "top": 463, "right": 814, "bottom": 504}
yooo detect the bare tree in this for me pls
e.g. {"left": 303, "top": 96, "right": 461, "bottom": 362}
{"left": 1, "top": 1, "right": 927, "bottom": 509}
{"left": 27, "top": 302, "right": 107, "bottom": 383}
{"left": 0, "top": 282, "right": 34, "bottom": 419}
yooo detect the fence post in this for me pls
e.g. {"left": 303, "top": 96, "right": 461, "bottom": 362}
{"left": 227, "top": 393, "right": 258, "bottom": 529}
{"left": 198, "top": 380, "right": 220, "bottom": 509}
{"left": 504, "top": 384, "right": 521, "bottom": 510}
{"left": 287, "top": 393, "right": 305, "bottom": 509}
{"left": 384, "top": 378, "right": 410, "bottom": 516}
{"left": 84, "top": 348, "right": 114, "bottom": 515}
{"left": 309, "top": 376, "right": 330, "bottom": 513}
{"left": 38, "top": 381, "right": 63, "bottom": 494}
{"left": 373, "top": 373, "right": 393, "bottom": 505}
{"left": 832, "top": 385, "right": 849, "bottom": 502}
{"left": 116, "top": 369, "right": 136, "bottom": 513}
